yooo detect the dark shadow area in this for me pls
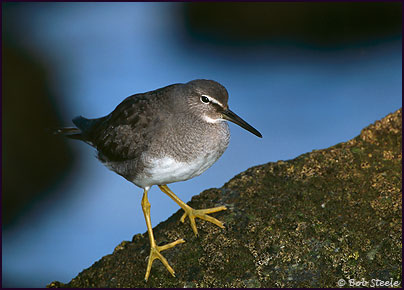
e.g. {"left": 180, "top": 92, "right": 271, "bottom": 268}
{"left": 2, "top": 10, "right": 75, "bottom": 228}
{"left": 179, "top": 2, "right": 402, "bottom": 49}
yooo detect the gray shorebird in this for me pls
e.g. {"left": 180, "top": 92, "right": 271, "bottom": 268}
{"left": 57, "top": 79, "right": 262, "bottom": 281}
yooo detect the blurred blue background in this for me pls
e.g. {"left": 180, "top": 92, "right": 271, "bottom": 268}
{"left": 2, "top": 2, "right": 402, "bottom": 287}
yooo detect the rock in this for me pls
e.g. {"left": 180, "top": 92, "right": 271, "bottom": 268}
{"left": 48, "top": 108, "right": 402, "bottom": 288}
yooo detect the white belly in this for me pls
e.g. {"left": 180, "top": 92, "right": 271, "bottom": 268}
{"left": 132, "top": 153, "right": 219, "bottom": 188}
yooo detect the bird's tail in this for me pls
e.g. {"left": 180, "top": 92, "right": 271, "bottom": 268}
{"left": 72, "top": 115, "right": 96, "bottom": 133}
{"left": 53, "top": 116, "right": 100, "bottom": 142}
{"left": 53, "top": 127, "right": 83, "bottom": 140}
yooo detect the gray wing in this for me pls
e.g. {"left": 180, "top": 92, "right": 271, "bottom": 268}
{"left": 88, "top": 92, "right": 163, "bottom": 162}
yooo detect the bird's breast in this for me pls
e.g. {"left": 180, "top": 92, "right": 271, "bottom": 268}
{"left": 133, "top": 125, "right": 229, "bottom": 188}
{"left": 134, "top": 153, "right": 218, "bottom": 187}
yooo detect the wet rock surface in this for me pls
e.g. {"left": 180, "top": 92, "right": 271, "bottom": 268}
{"left": 48, "top": 109, "right": 402, "bottom": 288}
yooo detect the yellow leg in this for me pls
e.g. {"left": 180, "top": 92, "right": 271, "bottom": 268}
{"left": 141, "top": 188, "right": 185, "bottom": 281}
{"left": 158, "top": 184, "right": 227, "bottom": 236}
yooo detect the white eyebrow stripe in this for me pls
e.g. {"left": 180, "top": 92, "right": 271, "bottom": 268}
{"left": 202, "top": 94, "right": 224, "bottom": 107}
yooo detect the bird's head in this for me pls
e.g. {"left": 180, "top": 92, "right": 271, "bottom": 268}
{"left": 185, "top": 79, "right": 262, "bottom": 138}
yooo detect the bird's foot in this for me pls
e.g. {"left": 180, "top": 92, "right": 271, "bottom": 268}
{"left": 180, "top": 205, "right": 227, "bottom": 236}
{"left": 145, "top": 238, "right": 185, "bottom": 281}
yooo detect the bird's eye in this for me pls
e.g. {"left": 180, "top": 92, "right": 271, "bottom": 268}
{"left": 200, "top": 95, "right": 210, "bottom": 104}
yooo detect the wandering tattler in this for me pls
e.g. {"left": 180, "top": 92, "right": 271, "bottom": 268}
{"left": 57, "top": 79, "right": 262, "bottom": 281}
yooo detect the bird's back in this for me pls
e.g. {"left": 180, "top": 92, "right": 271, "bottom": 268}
{"left": 81, "top": 87, "right": 174, "bottom": 161}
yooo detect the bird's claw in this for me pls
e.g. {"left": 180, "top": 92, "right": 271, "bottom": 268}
{"left": 180, "top": 206, "right": 227, "bottom": 236}
{"left": 144, "top": 238, "right": 185, "bottom": 281}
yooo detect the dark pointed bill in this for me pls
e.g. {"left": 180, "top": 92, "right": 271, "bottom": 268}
{"left": 222, "top": 109, "right": 262, "bottom": 138}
